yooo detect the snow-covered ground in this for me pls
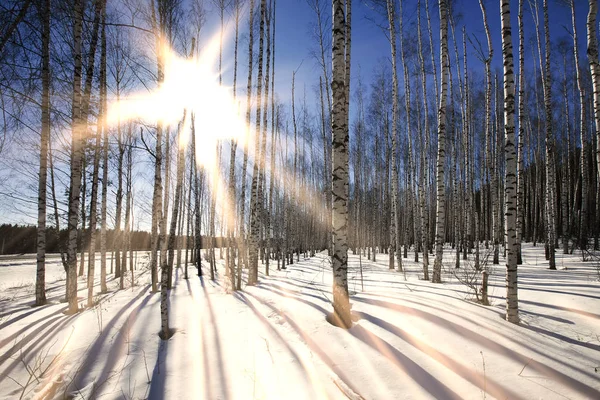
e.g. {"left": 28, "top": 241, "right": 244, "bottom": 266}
{"left": 0, "top": 243, "right": 599, "bottom": 399}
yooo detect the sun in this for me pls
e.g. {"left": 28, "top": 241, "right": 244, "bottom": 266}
{"left": 105, "top": 31, "right": 247, "bottom": 171}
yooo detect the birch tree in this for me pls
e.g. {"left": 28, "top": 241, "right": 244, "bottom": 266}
{"left": 543, "top": 0, "right": 557, "bottom": 269}
{"left": 227, "top": 0, "right": 240, "bottom": 288}
{"left": 65, "top": 0, "right": 85, "bottom": 314}
{"left": 35, "top": 0, "right": 51, "bottom": 307}
{"left": 239, "top": 0, "right": 256, "bottom": 285}
{"left": 386, "top": 0, "right": 401, "bottom": 272}
{"left": 417, "top": 0, "right": 429, "bottom": 278}
{"left": 432, "top": 0, "right": 449, "bottom": 283}
{"left": 398, "top": 0, "right": 418, "bottom": 264}
{"left": 248, "top": 0, "right": 267, "bottom": 286}
{"left": 572, "top": 0, "right": 588, "bottom": 251}
{"left": 167, "top": 112, "right": 189, "bottom": 292}
{"left": 331, "top": 0, "right": 351, "bottom": 328}
{"left": 588, "top": 0, "right": 600, "bottom": 183}
{"left": 516, "top": 0, "right": 525, "bottom": 264}
{"left": 501, "top": 0, "right": 519, "bottom": 324}
{"left": 99, "top": 1, "right": 108, "bottom": 293}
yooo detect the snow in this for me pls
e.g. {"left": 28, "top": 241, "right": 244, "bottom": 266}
{"left": 0, "top": 243, "right": 599, "bottom": 399}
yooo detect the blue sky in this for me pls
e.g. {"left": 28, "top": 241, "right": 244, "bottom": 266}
{"left": 263, "top": 0, "right": 589, "bottom": 125}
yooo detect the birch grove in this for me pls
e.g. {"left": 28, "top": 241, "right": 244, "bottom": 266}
{"left": 1, "top": 0, "right": 599, "bottom": 342}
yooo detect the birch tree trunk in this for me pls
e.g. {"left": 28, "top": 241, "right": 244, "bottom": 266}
{"left": 164, "top": 126, "right": 175, "bottom": 281}
{"left": 308, "top": 1, "right": 333, "bottom": 253}
{"left": 99, "top": 2, "right": 108, "bottom": 293}
{"left": 121, "top": 128, "right": 133, "bottom": 290}
{"left": 588, "top": 0, "right": 600, "bottom": 184}
{"left": 386, "top": 0, "right": 401, "bottom": 272}
{"left": 35, "top": 0, "right": 51, "bottom": 307}
{"left": 417, "top": 0, "right": 429, "bottom": 277}
{"left": 239, "top": 0, "right": 256, "bottom": 285}
{"left": 398, "top": 0, "right": 418, "bottom": 264}
{"left": 248, "top": 0, "right": 267, "bottom": 286}
{"left": 479, "top": 0, "right": 498, "bottom": 266}
{"left": 261, "top": 0, "right": 273, "bottom": 276}
{"left": 501, "top": 0, "right": 519, "bottom": 324}
{"left": 227, "top": 0, "right": 240, "bottom": 289}
{"left": 573, "top": 1, "right": 588, "bottom": 251}
{"left": 87, "top": 67, "right": 103, "bottom": 304}
{"left": 66, "top": 0, "right": 85, "bottom": 314}
{"left": 167, "top": 112, "right": 188, "bottom": 291}
{"left": 516, "top": 0, "right": 525, "bottom": 265}
{"left": 150, "top": 1, "right": 164, "bottom": 293}
{"left": 86, "top": 0, "right": 108, "bottom": 305}
{"left": 432, "top": 0, "right": 449, "bottom": 283}
{"left": 76, "top": 0, "right": 101, "bottom": 280}
{"left": 331, "top": 0, "right": 351, "bottom": 328}
{"left": 114, "top": 124, "right": 124, "bottom": 279}
{"left": 543, "top": 0, "right": 557, "bottom": 269}
{"left": 153, "top": 0, "right": 170, "bottom": 339}
{"left": 425, "top": 0, "right": 439, "bottom": 114}
{"left": 267, "top": 0, "right": 277, "bottom": 274}
{"left": 192, "top": 114, "right": 203, "bottom": 277}
{"left": 79, "top": 161, "right": 87, "bottom": 277}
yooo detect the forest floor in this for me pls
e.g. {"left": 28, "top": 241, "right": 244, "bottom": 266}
{"left": 0, "top": 243, "right": 599, "bottom": 399}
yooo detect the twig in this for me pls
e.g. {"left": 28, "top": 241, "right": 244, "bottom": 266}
{"left": 518, "top": 357, "right": 532, "bottom": 376}
{"left": 142, "top": 349, "right": 151, "bottom": 384}
{"left": 480, "top": 351, "right": 486, "bottom": 400}
{"left": 261, "top": 336, "right": 274, "bottom": 364}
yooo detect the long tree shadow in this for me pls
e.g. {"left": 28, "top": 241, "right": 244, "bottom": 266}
{"left": 258, "top": 281, "right": 329, "bottom": 303}
{"left": 488, "top": 284, "right": 600, "bottom": 300}
{"left": 197, "top": 275, "right": 230, "bottom": 400}
{"left": 0, "top": 306, "right": 34, "bottom": 320}
{"left": 233, "top": 292, "right": 317, "bottom": 389}
{"left": 257, "top": 281, "right": 600, "bottom": 398}
{"left": 517, "top": 309, "right": 574, "bottom": 324}
{"left": 522, "top": 322, "right": 600, "bottom": 352}
{"left": 92, "top": 291, "right": 157, "bottom": 395}
{"left": 66, "top": 285, "right": 151, "bottom": 395}
{"left": 148, "top": 337, "right": 169, "bottom": 399}
{"left": 242, "top": 290, "right": 364, "bottom": 398}
{"left": 0, "top": 305, "right": 68, "bottom": 351}
{"left": 366, "top": 292, "right": 596, "bottom": 370}
{"left": 256, "top": 283, "right": 522, "bottom": 399}
{"left": 0, "top": 313, "right": 78, "bottom": 384}
{"left": 516, "top": 280, "right": 600, "bottom": 290}
{"left": 519, "top": 299, "right": 600, "bottom": 320}
{"left": 353, "top": 311, "right": 524, "bottom": 400}
{"left": 185, "top": 278, "right": 214, "bottom": 400}
{"left": 349, "top": 324, "right": 463, "bottom": 400}
{"left": 0, "top": 303, "right": 64, "bottom": 331}
{"left": 354, "top": 297, "right": 600, "bottom": 397}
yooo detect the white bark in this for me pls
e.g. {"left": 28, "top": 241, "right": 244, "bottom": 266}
{"left": 432, "top": 0, "right": 449, "bottom": 283}
{"left": 35, "top": 0, "right": 51, "bottom": 307}
{"left": 588, "top": 0, "right": 600, "bottom": 183}
{"left": 331, "top": 0, "right": 351, "bottom": 328}
{"left": 501, "top": 0, "right": 519, "bottom": 324}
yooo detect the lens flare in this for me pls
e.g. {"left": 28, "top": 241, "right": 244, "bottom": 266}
{"left": 105, "top": 33, "right": 247, "bottom": 171}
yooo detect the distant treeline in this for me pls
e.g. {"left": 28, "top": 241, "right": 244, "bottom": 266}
{"left": 0, "top": 224, "right": 227, "bottom": 255}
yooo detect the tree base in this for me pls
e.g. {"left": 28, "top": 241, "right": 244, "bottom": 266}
{"left": 501, "top": 313, "right": 520, "bottom": 325}
{"left": 326, "top": 311, "right": 353, "bottom": 329}
{"left": 32, "top": 299, "right": 47, "bottom": 307}
{"left": 158, "top": 328, "right": 176, "bottom": 340}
